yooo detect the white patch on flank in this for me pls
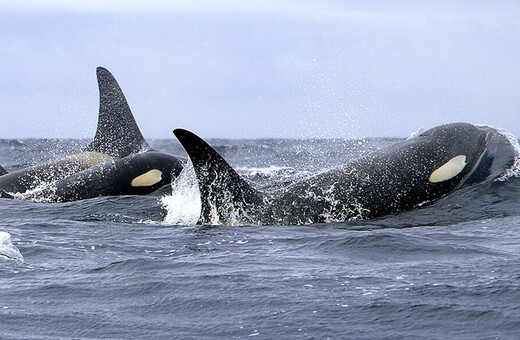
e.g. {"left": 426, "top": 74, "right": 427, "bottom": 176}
{"left": 429, "top": 155, "right": 467, "bottom": 183}
{"left": 131, "top": 169, "right": 163, "bottom": 187}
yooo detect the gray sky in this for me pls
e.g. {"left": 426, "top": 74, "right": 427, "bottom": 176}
{"left": 0, "top": 0, "right": 519, "bottom": 139}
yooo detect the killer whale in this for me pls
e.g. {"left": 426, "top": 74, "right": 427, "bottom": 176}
{"left": 173, "top": 123, "right": 516, "bottom": 225}
{"left": 28, "top": 151, "right": 183, "bottom": 202}
{"left": 0, "top": 67, "right": 183, "bottom": 202}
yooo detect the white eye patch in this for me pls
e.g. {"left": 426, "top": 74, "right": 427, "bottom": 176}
{"left": 429, "top": 155, "right": 467, "bottom": 183}
{"left": 131, "top": 169, "right": 163, "bottom": 187}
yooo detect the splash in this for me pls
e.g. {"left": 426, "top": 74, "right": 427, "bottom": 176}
{"left": 406, "top": 127, "right": 426, "bottom": 140}
{"left": 204, "top": 188, "right": 260, "bottom": 226}
{"left": 161, "top": 162, "right": 265, "bottom": 226}
{"left": 12, "top": 181, "right": 58, "bottom": 202}
{"left": 315, "top": 169, "right": 371, "bottom": 223}
{"left": 477, "top": 125, "right": 520, "bottom": 181}
{"left": 494, "top": 127, "right": 520, "bottom": 181}
{"left": 0, "top": 231, "right": 24, "bottom": 262}
{"left": 8, "top": 152, "right": 114, "bottom": 202}
{"left": 161, "top": 161, "right": 201, "bottom": 225}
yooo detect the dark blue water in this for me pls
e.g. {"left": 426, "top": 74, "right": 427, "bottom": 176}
{"left": 1, "top": 138, "right": 520, "bottom": 339}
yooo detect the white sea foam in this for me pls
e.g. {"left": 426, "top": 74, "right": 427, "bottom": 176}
{"left": 0, "top": 231, "right": 24, "bottom": 262}
{"left": 161, "top": 161, "right": 201, "bottom": 225}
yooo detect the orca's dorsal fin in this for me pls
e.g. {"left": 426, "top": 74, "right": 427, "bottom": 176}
{"left": 84, "top": 67, "right": 151, "bottom": 158}
{"left": 0, "top": 165, "right": 7, "bottom": 176}
{"left": 173, "top": 129, "right": 264, "bottom": 225}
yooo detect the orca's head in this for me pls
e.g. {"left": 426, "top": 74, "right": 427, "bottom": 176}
{"left": 35, "top": 151, "right": 185, "bottom": 202}
{"left": 411, "top": 123, "right": 492, "bottom": 188}
{"left": 117, "top": 151, "right": 184, "bottom": 195}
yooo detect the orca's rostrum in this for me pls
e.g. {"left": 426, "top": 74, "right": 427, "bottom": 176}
{"left": 174, "top": 123, "right": 516, "bottom": 225}
{"left": 0, "top": 67, "right": 183, "bottom": 202}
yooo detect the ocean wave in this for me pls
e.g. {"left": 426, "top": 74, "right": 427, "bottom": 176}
{"left": 303, "top": 230, "right": 505, "bottom": 258}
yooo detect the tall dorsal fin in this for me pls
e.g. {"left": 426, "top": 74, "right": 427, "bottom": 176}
{"left": 0, "top": 165, "right": 7, "bottom": 176}
{"left": 84, "top": 67, "right": 151, "bottom": 158}
{"left": 173, "top": 129, "right": 264, "bottom": 225}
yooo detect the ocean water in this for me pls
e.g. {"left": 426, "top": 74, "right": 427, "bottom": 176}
{"left": 1, "top": 137, "right": 520, "bottom": 339}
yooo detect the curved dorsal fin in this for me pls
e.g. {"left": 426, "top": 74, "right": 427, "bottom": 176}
{"left": 84, "top": 67, "right": 151, "bottom": 158}
{"left": 173, "top": 129, "right": 263, "bottom": 224}
{"left": 0, "top": 165, "right": 7, "bottom": 176}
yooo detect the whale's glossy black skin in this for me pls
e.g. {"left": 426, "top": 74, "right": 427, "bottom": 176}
{"left": 29, "top": 152, "right": 183, "bottom": 202}
{"left": 0, "top": 67, "right": 183, "bottom": 202}
{"left": 174, "top": 123, "right": 516, "bottom": 225}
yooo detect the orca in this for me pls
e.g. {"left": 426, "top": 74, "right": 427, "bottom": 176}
{"left": 0, "top": 67, "right": 183, "bottom": 202}
{"left": 173, "top": 123, "right": 516, "bottom": 225}
{"left": 28, "top": 151, "right": 182, "bottom": 202}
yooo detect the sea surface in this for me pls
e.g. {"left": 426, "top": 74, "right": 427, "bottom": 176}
{"left": 1, "top": 137, "right": 520, "bottom": 339}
